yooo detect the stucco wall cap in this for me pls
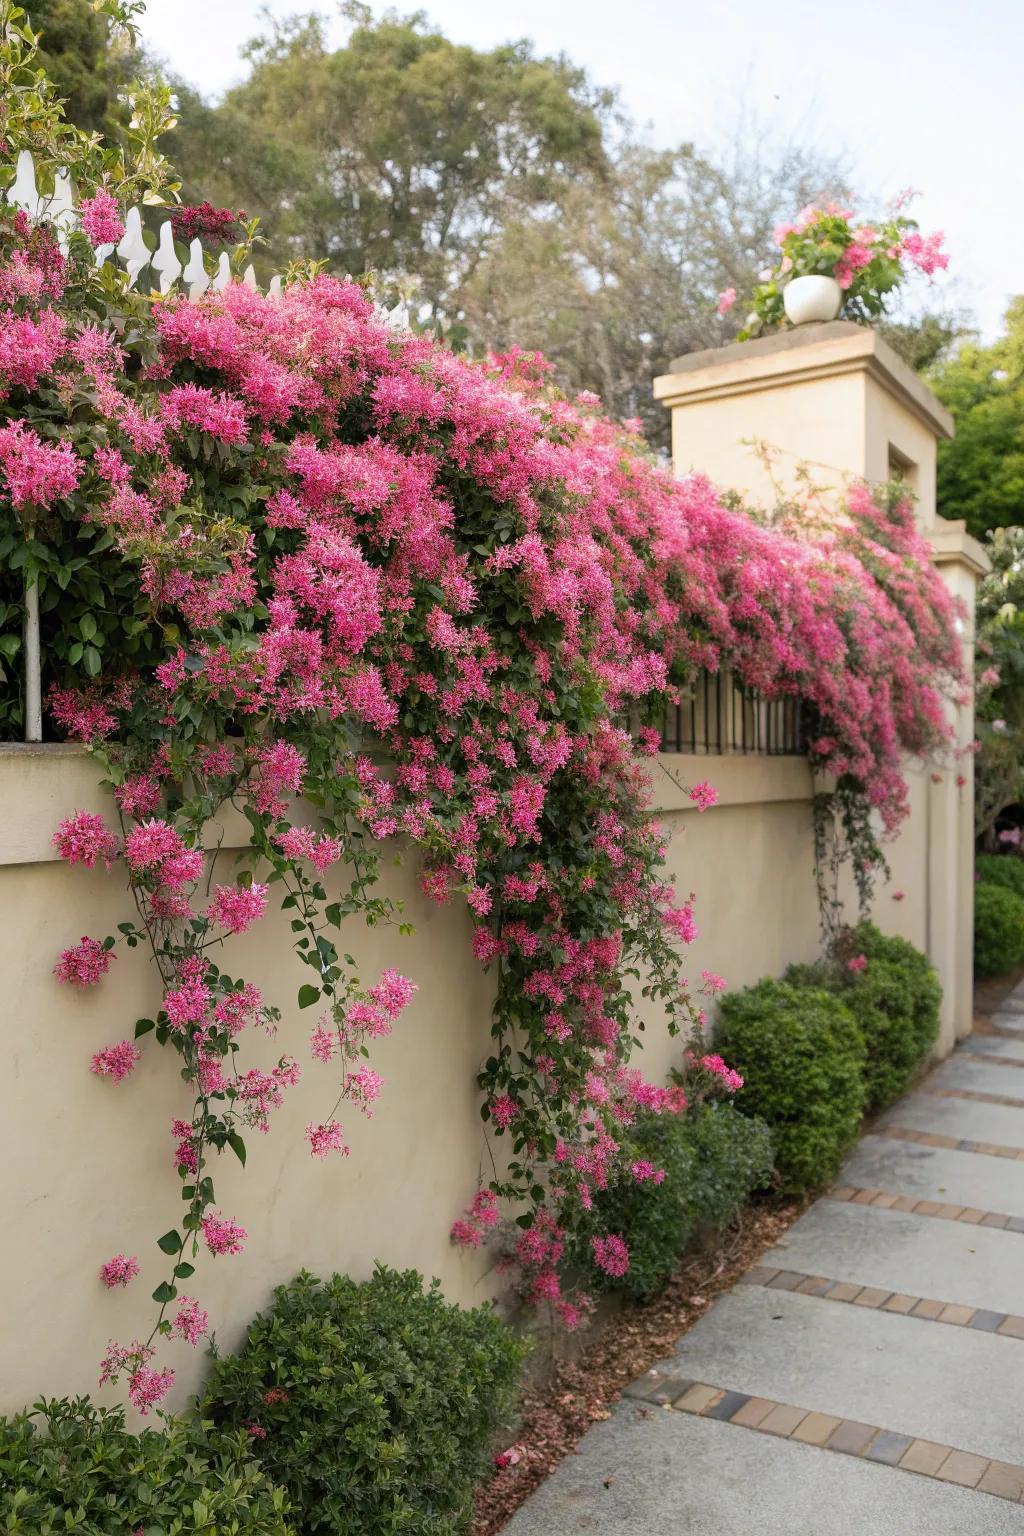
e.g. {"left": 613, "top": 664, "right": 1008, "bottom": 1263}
{"left": 653, "top": 321, "right": 954, "bottom": 442}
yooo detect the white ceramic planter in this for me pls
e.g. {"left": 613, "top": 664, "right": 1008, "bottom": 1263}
{"left": 783, "top": 274, "right": 842, "bottom": 326}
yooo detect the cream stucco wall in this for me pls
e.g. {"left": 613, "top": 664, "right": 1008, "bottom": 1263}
{"left": 654, "top": 320, "right": 987, "bottom": 1052}
{"left": 0, "top": 744, "right": 818, "bottom": 1417}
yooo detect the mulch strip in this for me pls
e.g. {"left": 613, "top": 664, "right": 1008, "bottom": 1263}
{"left": 471, "top": 1197, "right": 806, "bottom": 1535}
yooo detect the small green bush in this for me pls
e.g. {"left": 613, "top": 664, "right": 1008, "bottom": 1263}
{"left": 977, "top": 853, "right": 1024, "bottom": 900}
{"left": 975, "top": 881, "right": 1024, "bottom": 977}
{"left": 0, "top": 1397, "right": 290, "bottom": 1535}
{"left": 201, "top": 1266, "right": 527, "bottom": 1536}
{"left": 715, "top": 979, "right": 866, "bottom": 1194}
{"left": 786, "top": 924, "right": 941, "bottom": 1112}
{"left": 583, "top": 1101, "right": 774, "bottom": 1300}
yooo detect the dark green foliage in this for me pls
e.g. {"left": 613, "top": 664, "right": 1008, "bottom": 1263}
{"left": 25, "top": 0, "right": 134, "bottom": 136}
{"left": 584, "top": 1102, "right": 773, "bottom": 1300}
{"left": 932, "top": 297, "right": 1024, "bottom": 540}
{"left": 977, "top": 853, "right": 1024, "bottom": 901}
{"left": 0, "top": 1396, "right": 290, "bottom": 1534}
{"left": 786, "top": 924, "right": 941, "bottom": 1112}
{"left": 201, "top": 1266, "right": 527, "bottom": 1536}
{"left": 975, "top": 882, "right": 1024, "bottom": 978}
{"left": 715, "top": 979, "right": 866, "bottom": 1194}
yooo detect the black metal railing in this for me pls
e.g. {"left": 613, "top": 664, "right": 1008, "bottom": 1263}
{"left": 657, "top": 671, "right": 805, "bottom": 756}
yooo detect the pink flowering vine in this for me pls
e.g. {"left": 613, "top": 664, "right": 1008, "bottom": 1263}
{"left": 9, "top": 184, "right": 962, "bottom": 1388}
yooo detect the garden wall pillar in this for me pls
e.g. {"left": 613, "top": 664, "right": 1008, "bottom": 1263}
{"left": 653, "top": 321, "right": 988, "bottom": 1051}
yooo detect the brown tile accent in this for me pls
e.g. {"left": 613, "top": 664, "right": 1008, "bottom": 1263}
{"left": 938, "top": 1303, "right": 976, "bottom": 1326}
{"left": 911, "top": 1298, "right": 944, "bottom": 1320}
{"left": 739, "top": 1265, "right": 778, "bottom": 1286}
{"left": 914, "top": 1199, "right": 942, "bottom": 1216}
{"left": 997, "top": 1315, "right": 1024, "bottom": 1339}
{"left": 866, "top": 1430, "right": 914, "bottom": 1466}
{"left": 795, "top": 1275, "right": 832, "bottom": 1296}
{"left": 891, "top": 1195, "right": 919, "bottom": 1212}
{"left": 830, "top": 1186, "right": 857, "bottom": 1201}
{"left": 883, "top": 1293, "right": 917, "bottom": 1314}
{"left": 936, "top": 1450, "right": 990, "bottom": 1488}
{"left": 766, "top": 1270, "right": 804, "bottom": 1291}
{"left": 870, "top": 1192, "right": 899, "bottom": 1209}
{"left": 852, "top": 1286, "right": 892, "bottom": 1309}
{"left": 704, "top": 1390, "right": 751, "bottom": 1422}
{"left": 759, "top": 1403, "right": 807, "bottom": 1437}
{"left": 729, "top": 1396, "right": 776, "bottom": 1429}
{"left": 663, "top": 1380, "right": 1024, "bottom": 1502}
{"left": 649, "top": 1377, "right": 695, "bottom": 1405}
{"left": 981, "top": 1212, "right": 1010, "bottom": 1229}
{"left": 979, "top": 1461, "right": 1024, "bottom": 1500}
{"left": 674, "top": 1383, "right": 723, "bottom": 1415}
{"left": 935, "top": 1204, "right": 964, "bottom": 1220}
{"left": 825, "top": 1281, "right": 863, "bottom": 1302}
{"left": 827, "top": 1420, "right": 877, "bottom": 1456}
{"left": 851, "top": 1188, "right": 878, "bottom": 1205}
{"left": 958, "top": 1208, "right": 986, "bottom": 1224}
{"left": 791, "top": 1411, "right": 842, "bottom": 1446}
{"left": 900, "top": 1439, "right": 953, "bottom": 1476}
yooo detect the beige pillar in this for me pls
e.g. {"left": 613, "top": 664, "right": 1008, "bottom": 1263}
{"left": 653, "top": 321, "right": 989, "bottom": 1049}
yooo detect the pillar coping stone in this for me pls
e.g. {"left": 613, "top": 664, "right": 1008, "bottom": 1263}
{"left": 653, "top": 320, "right": 955, "bottom": 443}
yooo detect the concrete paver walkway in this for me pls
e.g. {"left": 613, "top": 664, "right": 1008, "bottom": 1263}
{"left": 506, "top": 995, "right": 1024, "bottom": 1534}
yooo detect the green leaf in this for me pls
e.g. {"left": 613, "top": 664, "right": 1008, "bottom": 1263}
{"left": 157, "top": 1229, "right": 182, "bottom": 1255}
{"left": 174, "top": 1262, "right": 195, "bottom": 1279}
{"left": 297, "top": 984, "right": 320, "bottom": 1009}
{"left": 227, "top": 1131, "right": 247, "bottom": 1167}
{"left": 152, "top": 1281, "right": 178, "bottom": 1304}
{"left": 134, "top": 1017, "right": 156, "bottom": 1038}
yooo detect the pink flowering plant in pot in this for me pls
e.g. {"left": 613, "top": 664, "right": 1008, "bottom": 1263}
{"left": 0, "top": 11, "right": 968, "bottom": 1410}
{"left": 725, "top": 195, "right": 949, "bottom": 338}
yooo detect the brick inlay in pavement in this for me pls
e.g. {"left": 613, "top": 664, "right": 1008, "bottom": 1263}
{"left": 738, "top": 1264, "right": 1024, "bottom": 1339}
{"left": 647, "top": 1377, "right": 1024, "bottom": 1502}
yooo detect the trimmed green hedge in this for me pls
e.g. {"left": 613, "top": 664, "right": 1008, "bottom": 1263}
{"left": 201, "top": 1266, "right": 526, "bottom": 1536}
{"left": 787, "top": 923, "right": 941, "bottom": 1112}
{"left": 977, "top": 853, "right": 1024, "bottom": 900}
{"left": 583, "top": 1101, "right": 774, "bottom": 1300}
{"left": 975, "top": 881, "right": 1024, "bottom": 977}
{"left": 715, "top": 979, "right": 866, "bottom": 1193}
{"left": 0, "top": 1397, "right": 290, "bottom": 1534}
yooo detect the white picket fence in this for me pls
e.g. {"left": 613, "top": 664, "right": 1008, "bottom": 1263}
{"left": 5, "top": 150, "right": 411, "bottom": 322}
{"left": 4, "top": 150, "right": 410, "bottom": 741}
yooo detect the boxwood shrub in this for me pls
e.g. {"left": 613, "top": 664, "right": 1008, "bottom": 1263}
{"left": 975, "top": 881, "right": 1024, "bottom": 978}
{"left": 715, "top": 979, "right": 866, "bottom": 1193}
{"left": 977, "top": 853, "right": 1024, "bottom": 900}
{"left": 582, "top": 1101, "right": 774, "bottom": 1300}
{"left": 201, "top": 1266, "right": 526, "bottom": 1536}
{"left": 786, "top": 923, "right": 941, "bottom": 1112}
{"left": 0, "top": 1396, "right": 290, "bottom": 1535}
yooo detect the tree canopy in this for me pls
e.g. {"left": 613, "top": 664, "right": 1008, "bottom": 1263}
{"left": 932, "top": 298, "right": 1024, "bottom": 540}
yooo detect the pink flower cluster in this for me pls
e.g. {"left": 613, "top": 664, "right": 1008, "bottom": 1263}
{"left": 201, "top": 1211, "right": 247, "bottom": 1256}
{"left": 90, "top": 1040, "right": 141, "bottom": 1083}
{"left": 100, "top": 1253, "right": 139, "bottom": 1289}
{"left": 54, "top": 935, "right": 113, "bottom": 986}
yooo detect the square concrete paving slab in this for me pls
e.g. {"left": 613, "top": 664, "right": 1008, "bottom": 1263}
{"left": 760, "top": 1198, "right": 1024, "bottom": 1316}
{"left": 502, "top": 1405, "right": 1024, "bottom": 1536}
{"left": 666, "top": 1287, "right": 1024, "bottom": 1464}
{"left": 929, "top": 1056, "right": 1024, "bottom": 1100}
{"left": 879, "top": 1092, "right": 1024, "bottom": 1150}
{"left": 843, "top": 1134, "right": 1024, "bottom": 1213}
{"left": 958, "top": 1035, "right": 1024, "bottom": 1062}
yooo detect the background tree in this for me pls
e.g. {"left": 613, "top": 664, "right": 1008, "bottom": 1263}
{"left": 170, "top": 4, "right": 612, "bottom": 316}
{"left": 459, "top": 134, "right": 848, "bottom": 443}
{"left": 22, "top": 0, "right": 137, "bottom": 136}
{"left": 931, "top": 298, "right": 1024, "bottom": 539}
{"left": 974, "top": 526, "right": 1024, "bottom": 842}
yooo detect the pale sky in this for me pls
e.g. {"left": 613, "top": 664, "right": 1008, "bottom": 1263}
{"left": 139, "top": 0, "right": 1021, "bottom": 340}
